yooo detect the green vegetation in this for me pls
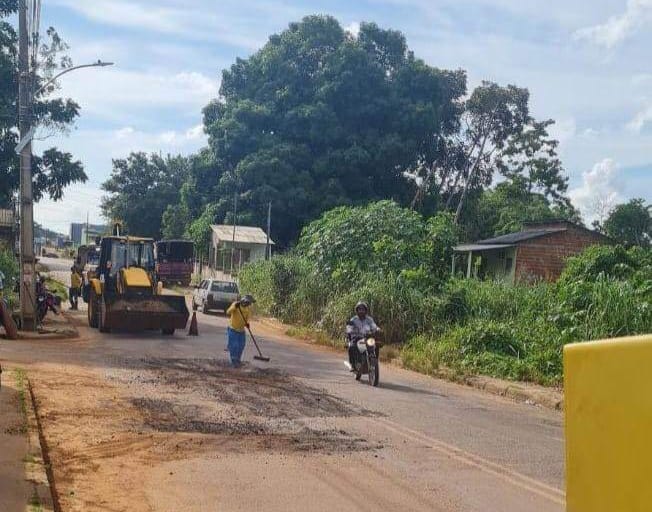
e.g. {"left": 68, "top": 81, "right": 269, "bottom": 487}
{"left": 0, "top": 248, "right": 18, "bottom": 308}
{"left": 601, "top": 198, "right": 651, "bottom": 248}
{"left": 101, "top": 15, "right": 573, "bottom": 250}
{"left": 0, "top": 1, "right": 87, "bottom": 207}
{"left": 241, "top": 204, "right": 652, "bottom": 387}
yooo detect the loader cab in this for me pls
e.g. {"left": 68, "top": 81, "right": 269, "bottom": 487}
{"left": 97, "top": 237, "right": 156, "bottom": 290}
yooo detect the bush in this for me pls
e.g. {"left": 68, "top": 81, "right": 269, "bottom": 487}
{"left": 0, "top": 248, "right": 19, "bottom": 307}
{"left": 320, "top": 272, "right": 430, "bottom": 344}
{"left": 239, "top": 255, "right": 329, "bottom": 325}
{"left": 559, "top": 245, "right": 644, "bottom": 284}
{"left": 242, "top": 207, "right": 652, "bottom": 388}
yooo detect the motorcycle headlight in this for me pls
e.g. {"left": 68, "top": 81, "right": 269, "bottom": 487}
{"left": 366, "top": 338, "right": 376, "bottom": 347}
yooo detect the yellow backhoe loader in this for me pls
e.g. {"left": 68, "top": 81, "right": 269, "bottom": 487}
{"left": 86, "top": 227, "right": 189, "bottom": 335}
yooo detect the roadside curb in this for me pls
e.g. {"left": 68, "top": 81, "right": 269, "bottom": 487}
{"left": 24, "top": 374, "right": 58, "bottom": 511}
{"left": 17, "top": 312, "right": 79, "bottom": 342}
{"left": 256, "top": 316, "right": 564, "bottom": 411}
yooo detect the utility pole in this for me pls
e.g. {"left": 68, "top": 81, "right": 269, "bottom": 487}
{"left": 230, "top": 193, "right": 237, "bottom": 274}
{"left": 266, "top": 201, "right": 272, "bottom": 260}
{"left": 18, "top": 0, "right": 36, "bottom": 330}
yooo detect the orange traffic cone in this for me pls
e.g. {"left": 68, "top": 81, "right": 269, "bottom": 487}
{"left": 188, "top": 308, "right": 199, "bottom": 336}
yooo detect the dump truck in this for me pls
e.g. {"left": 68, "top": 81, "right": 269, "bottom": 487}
{"left": 86, "top": 234, "right": 189, "bottom": 335}
{"left": 155, "top": 240, "right": 194, "bottom": 286}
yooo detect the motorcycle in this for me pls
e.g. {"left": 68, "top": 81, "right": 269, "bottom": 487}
{"left": 346, "top": 321, "right": 381, "bottom": 387}
{"left": 37, "top": 290, "right": 61, "bottom": 322}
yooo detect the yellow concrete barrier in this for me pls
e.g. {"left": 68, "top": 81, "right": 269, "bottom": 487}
{"left": 565, "top": 334, "right": 652, "bottom": 512}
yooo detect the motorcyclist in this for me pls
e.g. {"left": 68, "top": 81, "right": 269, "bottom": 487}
{"left": 345, "top": 301, "right": 379, "bottom": 372}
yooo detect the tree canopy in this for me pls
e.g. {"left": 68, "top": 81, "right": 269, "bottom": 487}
{"left": 98, "top": 15, "right": 586, "bottom": 250}
{"left": 203, "top": 15, "right": 466, "bottom": 245}
{"left": 101, "top": 153, "right": 189, "bottom": 238}
{"left": 603, "top": 199, "right": 651, "bottom": 248}
{"left": 0, "top": 1, "right": 86, "bottom": 206}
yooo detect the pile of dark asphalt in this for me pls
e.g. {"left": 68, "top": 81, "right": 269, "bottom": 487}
{"left": 108, "top": 358, "right": 379, "bottom": 453}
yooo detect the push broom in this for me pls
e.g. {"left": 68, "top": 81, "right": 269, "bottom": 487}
{"left": 237, "top": 305, "right": 270, "bottom": 362}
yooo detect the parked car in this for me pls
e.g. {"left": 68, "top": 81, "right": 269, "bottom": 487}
{"left": 192, "top": 279, "right": 240, "bottom": 313}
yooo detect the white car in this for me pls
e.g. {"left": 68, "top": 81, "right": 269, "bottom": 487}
{"left": 192, "top": 279, "right": 240, "bottom": 313}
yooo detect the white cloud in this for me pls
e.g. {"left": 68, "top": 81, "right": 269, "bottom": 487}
{"left": 574, "top": 0, "right": 652, "bottom": 48}
{"left": 345, "top": 22, "right": 361, "bottom": 38}
{"left": 114, "top": 126, "right": 135, "bottom": 139}
{"left": 569, "top": 158, "right": 624, "bottom": 222}
{"left": 185, "top": 124, "right": 205, "bottom": 140}
{"left": 49, "top": 0, "right": 299, "bottom": 49}
{"left": 50, "top": 69, "right": 219, "bottom": 124}
{"left": 548, "top": 117, "right": 577, "bottom": 143}
{"left": 627, "top": 103, "right": 652, "bottom": 133}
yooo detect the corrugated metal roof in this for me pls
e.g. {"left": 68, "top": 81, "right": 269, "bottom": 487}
{"left": 476, "top": 228, "right": 566, "bottom": 245}
{"left": 211, "top": 225, "right": 275, "bottom": 245}
{"left": 454, "top": 243, "right": 514, "bottom": 252}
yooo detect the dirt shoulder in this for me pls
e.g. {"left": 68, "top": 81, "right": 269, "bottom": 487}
{"left": 0, "top": 366, "right": 53, "bottom": 512}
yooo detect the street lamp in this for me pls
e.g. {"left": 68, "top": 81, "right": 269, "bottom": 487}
{"left": 34, "top": 60, "right": 115, "bottom": 98}
{"left": 16, "top": 57, "right": 114, "bottom": 331}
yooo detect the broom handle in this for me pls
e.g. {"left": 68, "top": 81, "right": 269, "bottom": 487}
{"left": 236, "top": 304, "right": 265, "bottom": 357}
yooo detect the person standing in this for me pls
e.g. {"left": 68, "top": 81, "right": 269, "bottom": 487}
{"left": 225, "top": 295, "right": 256, "bottom": 368}
{"left": 69, "top": 266, "right": 82, "bottom": 310}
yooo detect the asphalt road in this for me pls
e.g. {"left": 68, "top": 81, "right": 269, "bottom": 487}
{"left": 10, "top": 257, "right": 565, "bottom": 511}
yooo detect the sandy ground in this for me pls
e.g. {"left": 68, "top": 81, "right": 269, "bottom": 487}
{"left": 3, "top": 257, "right": 566, "bottom": 511}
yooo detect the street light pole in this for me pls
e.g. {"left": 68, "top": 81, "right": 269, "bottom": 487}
{"left": 17, "top": 0, "right": 113, "bottom": 330}
{"left": 18, "top": 0, "right": 35, "bottom": 330}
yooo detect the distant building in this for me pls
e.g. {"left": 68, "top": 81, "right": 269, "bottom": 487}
{"left": 453, "top": 220, "right": 610, "bottom": 284}
{"left": 81, "top": 227, "right": 105, "bottom": 246}
{"left": 70, "top": 223, "right": 107, "bottom": 246}
{"left": 208, "top": 225, "right": 274, "bottom": 274}
{"left": 0, "top": 209, "right": 15, "bottom": 249}
{"left": 70, "top": 223, "right": 84, "bottom": 245}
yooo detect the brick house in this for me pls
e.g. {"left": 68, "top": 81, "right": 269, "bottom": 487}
{"left": 452, "top": 220, "right": 610, "bottom": 283}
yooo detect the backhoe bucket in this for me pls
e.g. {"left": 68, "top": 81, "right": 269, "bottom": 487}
{"left": 102, "top": 294, "right": 189, "bottom": 332}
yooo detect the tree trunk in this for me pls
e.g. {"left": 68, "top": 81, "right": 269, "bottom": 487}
{"left": 454, "top": 135, "right": 490, "bottom": 224}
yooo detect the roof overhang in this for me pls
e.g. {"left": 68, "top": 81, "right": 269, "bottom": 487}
{"left": 454, "top": 243, "right": 515, "bottom": 252}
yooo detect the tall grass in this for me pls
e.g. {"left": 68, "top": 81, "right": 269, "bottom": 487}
{"left": 240, "top": 245, "right": 652, "bottom": 386}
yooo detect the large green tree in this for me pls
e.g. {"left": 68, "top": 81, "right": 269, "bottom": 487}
{"left": 603, "top": 199, "right": 651, "bottom": 248}
{"left": 203, "top": 15, "right": 466, "bottom": 245}
{"left": 101, "top": 153, "right": 189, "bottom": 238}
{"left": 0, "top": 1, "right": 86, "bottom": 206}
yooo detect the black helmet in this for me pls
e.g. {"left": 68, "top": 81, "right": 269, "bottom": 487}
{"left": 241, "top": 294, "right": 256, "bottom": 306}
{"left": 355, "top": 301, "right": 369, "bottom": 313}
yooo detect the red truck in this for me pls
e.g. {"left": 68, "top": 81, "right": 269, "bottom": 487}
{"left": 155, "top": 240, "right": 195, "bottom": 286}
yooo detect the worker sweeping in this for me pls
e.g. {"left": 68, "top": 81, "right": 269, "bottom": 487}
{"left": 225, "top": 295, "right": 256, "bottom": 368}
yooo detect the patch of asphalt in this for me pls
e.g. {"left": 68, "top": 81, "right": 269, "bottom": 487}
{"left": 108, "top": 358, "right": 379, "bottom": 454}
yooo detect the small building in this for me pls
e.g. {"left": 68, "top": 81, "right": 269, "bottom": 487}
{"left": 453, "top": 220, "right": 610, "bottom": 284}
{"left": 70, "top": 223, "right": 107, "bottom": 246}
{"left": 208, "top": 225, "right": 274, "bottom": 274}
{"left": 0, "top": 209, "right": 15, "bottom": 249}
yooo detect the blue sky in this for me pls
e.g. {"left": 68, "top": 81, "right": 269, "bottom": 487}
{"left": 32, "top": 0, "right": 652, "bottom": 233}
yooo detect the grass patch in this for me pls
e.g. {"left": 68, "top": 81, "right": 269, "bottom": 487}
{"left": 284, "top": 326, "right": 342, "bottom": 349}
{"left": 14, "top": 368, "right": 28, "bottom": 434}
{"left": 45, "top": 277, "right": 68, "bottom": 303}
{"left": 29, "top": 490, "right": 42, "bottom": 512}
